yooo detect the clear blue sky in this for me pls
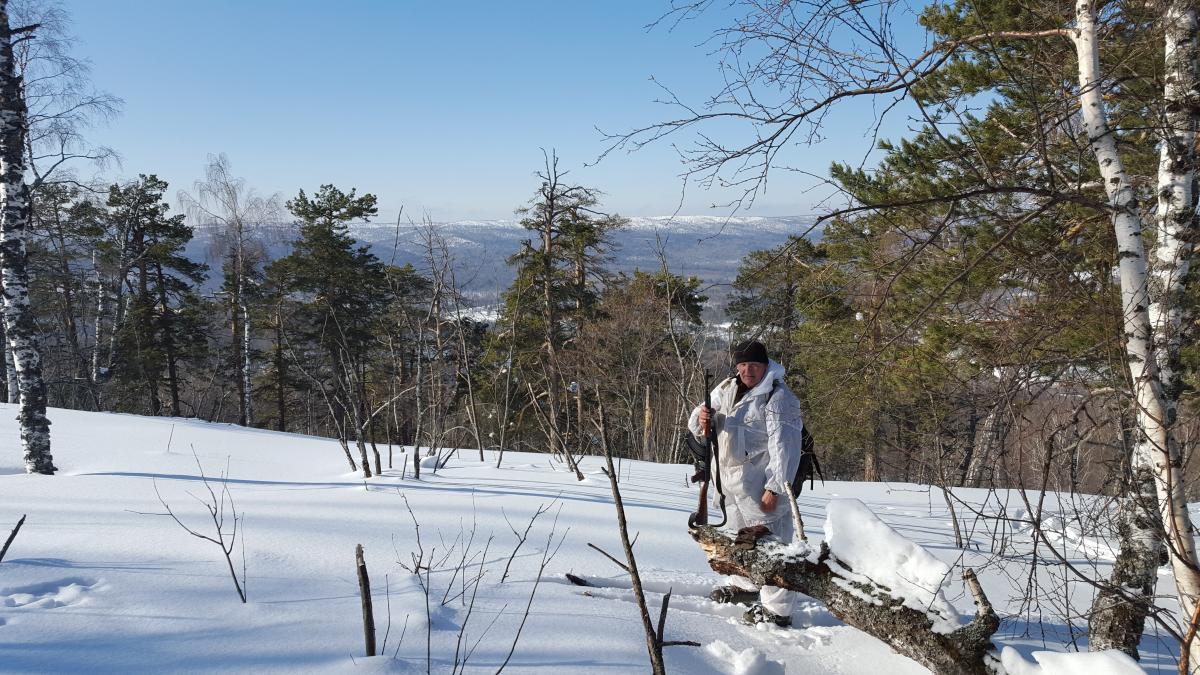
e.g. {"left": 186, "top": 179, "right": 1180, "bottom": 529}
{"left": 56, "top": 0, "right": 898, "bottom": 222}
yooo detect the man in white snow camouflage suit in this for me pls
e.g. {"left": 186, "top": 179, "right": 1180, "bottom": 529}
{"left": 688, "top": 340, "right": 803, "bottom": 627}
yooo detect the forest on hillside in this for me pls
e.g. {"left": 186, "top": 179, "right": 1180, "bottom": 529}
{"left": 3, "top": 0, "right": 1200, "bottom": 669}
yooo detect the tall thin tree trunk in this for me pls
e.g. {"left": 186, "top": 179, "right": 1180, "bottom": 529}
{"left": 231, "top": 272, "right": 248, "bottom": 426}
{"left": 134, "top": 233, "right": 160, "bottom": 417}
{"left": 965, "top": 404, "right": 1005, "bottom": 487}
{"left": 495, "top": 298, "right": 521, "bottom": 469}
{"left": 0, "top": 319, "right": 10, "bottom": 403}
{"left": 0, "top": 2, "right": 53, "bottom": 474}
{"left": 454, "top": 309, "right": 483, "bottom": 461}
{"left": 1149, "top": 0, "right": 1199, "bottom": 431}
{"left": 273, "top": 306, "right": 285, "bottom": 431}
{"left": 863, "top": 434, "right": 881, "bottom": 482}
{"left": 240, "top": 290, "right": 252, "bottom": 427}
{"left": 89, "top": 254, "right": 104, "bottom": 406}
{"left": 154, "top": 261, "right": 181, "bottom": 415}
{"left": 105, "top": 274, "right": 127, "bottom": 376}
{"left": 539, "top": 214, "right": 580, "bottom": 480}
{"left": 641, "top": 384, "right": 652, "bottom": 460}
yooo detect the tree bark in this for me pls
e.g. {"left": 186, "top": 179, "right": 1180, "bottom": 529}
{"left": 89, "top": 254, "right": 104, "bottom": 404}
{"left": 1149, "top": 0, "right": 1199, "bottom": 432}
{"left": 964, "top": 404, "right": 1005, "bottom": 487}
{"left": 690, "top": 526, "right": 999, "bottom": 675}
{"left": 642, "top": 384, "right": 653, "bottom": 461}
{"left": 1090, "top": 404, "right": 1162, "bottom": 659}
{"left": 4, "top": 338, "right": 14, "bottom": 404}
{"left": 0, "top": 3, "right": 53, "bottom": 474}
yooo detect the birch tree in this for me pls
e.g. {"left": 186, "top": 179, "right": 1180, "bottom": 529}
{"left": 180, "top": 154, "right": 279, "bottom": 427}
{"left": 0, "top": 0, "right": 52, "bottom": 474}
{"left": 1072, "top": 1, "right": 1200, "bottom": 663}
{"left": 9, "top": 0, "right": 117, "bottom": 410}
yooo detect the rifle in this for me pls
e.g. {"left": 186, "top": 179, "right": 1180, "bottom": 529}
{"left": 687, "top": 370, "right": 727, "bottom": 528}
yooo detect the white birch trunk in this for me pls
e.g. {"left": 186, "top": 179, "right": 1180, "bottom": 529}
{"left": 1073, "top": 2, "right": 1200, "bottom": 665}
{"left": 89, "top": 253, "right": 103, "bottom": 387}
{"left": 105, "top": 264, "right": 128, "bottom": 375}
{"left": 0, "top": 1, "right": 53, "bottom": 474}
{"left": 238, "top": 266, "right": 252, "bottom": 428}
{"left": 1151, "top": 0, "right": 1198, "bottom": 438}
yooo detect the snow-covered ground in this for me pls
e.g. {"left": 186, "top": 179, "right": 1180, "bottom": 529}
{"left": 0, "top": 406, "right": 1171, "bottom": 673}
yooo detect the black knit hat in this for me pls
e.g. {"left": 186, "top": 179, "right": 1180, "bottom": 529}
{"left": 731, "top": 340, "right": 769, "bottom": 365}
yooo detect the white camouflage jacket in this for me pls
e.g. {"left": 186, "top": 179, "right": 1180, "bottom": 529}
{"left": 687, "top": 359, "right": 804, "bottom": 525}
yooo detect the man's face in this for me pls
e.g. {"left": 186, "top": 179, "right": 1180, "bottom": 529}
{"left": 737, "top": 361, "right": 767, "bottom": 389}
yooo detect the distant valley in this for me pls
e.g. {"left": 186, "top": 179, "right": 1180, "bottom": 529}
{"left": 185, "top": 215, "right": 817, "bottom": 313}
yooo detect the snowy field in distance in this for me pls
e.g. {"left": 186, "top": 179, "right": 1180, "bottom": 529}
{"left": 0, "top": 405, "right": 1177, "bottom": 673}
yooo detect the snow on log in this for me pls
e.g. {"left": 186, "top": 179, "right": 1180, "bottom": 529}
{"left": 999, "top": 646, "right": 1145, "bottom": 675}
{"left": 825, "top": 498, "right": 962, "bottom": 633}
{"left": 690, "top": 498, "right": 999, "bottom": 675}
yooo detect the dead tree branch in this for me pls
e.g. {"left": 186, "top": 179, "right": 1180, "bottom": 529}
{"left": 152, "top": 450, "right": 246, "bottom": 603}
{"left": 597, "top": 395, "right": 667, "bottom": 674}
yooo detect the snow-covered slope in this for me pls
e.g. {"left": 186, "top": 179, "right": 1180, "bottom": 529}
{"left": 0, "top": 407, "right": 1168, "bottom": 673}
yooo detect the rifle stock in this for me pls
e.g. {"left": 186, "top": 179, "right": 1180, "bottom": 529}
{"left": 689, "top": 481, "right": 709, "bottom": 529}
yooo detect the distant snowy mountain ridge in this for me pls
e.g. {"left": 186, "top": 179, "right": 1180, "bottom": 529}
{"left": 341, "top": 213, "right": 812, "bottom": 234}
{"left": 187, "top": 215, "right": 816, "bottom": 304}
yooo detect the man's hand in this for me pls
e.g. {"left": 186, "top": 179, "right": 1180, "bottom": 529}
{"left": 698, "top": 405, "right": 711, "bottom": 435}
{"left": 761, "top": 489, "right": 778, "bottom": 513}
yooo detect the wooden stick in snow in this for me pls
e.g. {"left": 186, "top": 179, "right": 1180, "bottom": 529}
{"left": 0, "top": 513, "right": 25, "bottom": 563}
{"left": 356, "top": 544, "right": 376, "bottom": 657}
{"left": 782, "top": 481, "right": 806, "bottom": 541}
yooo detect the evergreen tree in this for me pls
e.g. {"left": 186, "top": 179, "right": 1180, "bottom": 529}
{"left": 27, "top": 183, "right": 106, "bottom": 408}
{"left": 267, "top": 184, "right": 390, "bottom": 476}
{"left": 104, "top": 175, "right": 207, "bottom": 416}
{"left": 492, "top": 154, "right": 624, "bottom": 474}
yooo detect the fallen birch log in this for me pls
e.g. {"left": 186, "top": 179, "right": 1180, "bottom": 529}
{"left": 690, "top": 523, "right": 999, "bottom": 675}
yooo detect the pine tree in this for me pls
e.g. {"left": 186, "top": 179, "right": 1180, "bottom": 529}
{"left": 494, "top": 154, "right": 624, "bottom": 474}
{"left": 27, "top": 183, "right": 105, "bottom": 409}
{"left": 267, "top": 184, "right": 390, "bottom": 476}
{"left": 104, "top": 175, "right": 207, "bottom": 416}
